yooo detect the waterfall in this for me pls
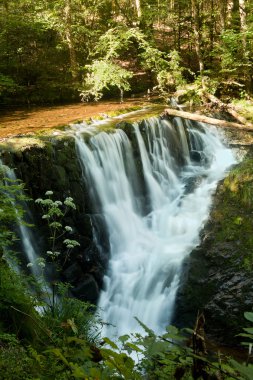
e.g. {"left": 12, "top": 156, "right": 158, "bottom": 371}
{"left": 75, "top": 116, "right": 235, "bottom": 338}
{"left": 0, "top": 159, "right": 39, "bottom": 276}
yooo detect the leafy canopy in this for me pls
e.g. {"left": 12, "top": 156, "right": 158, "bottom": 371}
{"left": 81, "top": 26, "right": 186, "bottom": 100}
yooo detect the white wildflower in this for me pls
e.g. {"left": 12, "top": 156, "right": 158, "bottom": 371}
{"left": 47, "top": 250, "right": 60, "bottom": 258}
{"left": 45, "top": 190, "right": 53, "bottom": 196}
{"left": 27, "top": 262, "right": 33, "bottom": 268}
{"left": 65, "top": 226, "right": 72, "bottom": 232}
{"left": 49, "top": 221, "right": 62, "bottom": 228}
{"left": 63, "top": 239, "right": 80, "bottom": 247}
{"left": 64, "top": 197, "right": 76, "bottom": 209}
{"left": 37, "top": 258, "right": 46, "bottom": 268}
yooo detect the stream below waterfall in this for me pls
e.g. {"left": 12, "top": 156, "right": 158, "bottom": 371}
{"left": 74, "top": 115, "right": 236, "bottom": 338}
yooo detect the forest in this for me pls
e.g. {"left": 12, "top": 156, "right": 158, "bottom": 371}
{"left": 0, "top": 0, "right": 252, "bottom": 105}
{"left": 1, "top": 1, "right": 253, "bottom": 380}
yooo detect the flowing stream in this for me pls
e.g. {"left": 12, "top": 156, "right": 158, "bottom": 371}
{"left": 75, "top": 116, "right": 235, "bottom": 338}
{"left": 0, "top": 159, "right": 39, "bottom": 276}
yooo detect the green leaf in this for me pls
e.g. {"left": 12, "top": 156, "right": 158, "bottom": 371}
{"left": 103, "top": 337, "right": 118, "bottom": 349}
{"left": 243, "top": 327, "right": 253, "bottom": 334}
{"left": 118, "top": 334, "right": 129, "bottom": 343}
{"left": 125, "top": 342, "right": 142, "bottom": 353}
{"left": 146, "top": 341, "right": 168, "bottom": 356}
{"left": 66, "top": 337, "right": 86, "bottom": 345}
{"left": 135, "top": 317, "right": 155, "bottom": 336}
{"left": 45, "top": 348, "right": 70, "bottom": 367}
{"left": 245, "top": 312, "right": 253, "bottom": 323}
{"left": 230, "top": 359, "right": 253, "bottom": 380}
{"left": 166, "top": 325, "right": 178, "bottom": 335}
{"left": 70, "top": 364, "right": 87, "bottom": 378}
{"left": 182, "top": 327, "right": 194, "bottom": 334}
{"left": 238, "top": 333, "right": 253, "bottom": 339}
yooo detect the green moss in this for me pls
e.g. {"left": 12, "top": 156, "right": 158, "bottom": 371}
{"left": 213, "top": 156, "right": 253, "bottom": 270}
{"left": 0, "top": 137, "right": 46, "bottom": 152}
{"left": 231, "top": 99, "right": 253, "bottom": 124}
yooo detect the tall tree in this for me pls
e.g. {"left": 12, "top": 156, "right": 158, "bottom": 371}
{"left": 191, "top": 0, "right": 205, "bottom": 84}
{"left": 239, "top": 0, "right": 247, "bottom": 49}
{"left": 135, "top": 0, "right": 142, "bottom": 19}
{"left": 63, "top": 0, "right": 78, "bottom": 80}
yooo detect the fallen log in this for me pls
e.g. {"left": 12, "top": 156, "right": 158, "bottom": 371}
{"left": 202, "top": 92, "right": 251, "bottom": 126}
{"left": 164, "top": 108, "right": 253, "bottom": 132}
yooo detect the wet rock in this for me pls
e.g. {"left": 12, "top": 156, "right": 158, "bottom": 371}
{"left": 63, "top": 262, "right": 84, "bottom": 283}
{"left": 3, "top": 135, "right": 109, "bottom": 301}
{"left": 75, "top": 214, "right": 93, "bottom": 239}
{"left": 190, "top": 150, "right": 202, "bottom": 162}
{"left": 71, "top": 274, "right": 99, "bottom": 304}
{"left": 173, "top": 152, "right": 253, "bottom": 345}
{"left": 184, "top": 175, "right": 203, "bottom": 194}
{"left": 52, "top": 164, "right": 68, "bottom": 189}
{"left": 62, "top": 262, "right": 100, "bottom": 304}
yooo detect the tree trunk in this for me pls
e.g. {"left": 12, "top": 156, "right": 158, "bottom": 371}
{"left": 203, "top": 92, "right": 251, "bottom": 125}
{"left": 227, "top": 0, "right": 234, "bottom": 26}
{"left": 209, "top": 0, "right": 214, "bottom": 53}
{"left": 64, "top": 0, "right": 78, "bottom": 80}
{"left": 176, "top": 1, "right": 182, "bottom": 51}
{"left": 239, "top": 0, "right": 247, "bottom": 50}
{"left": 135, "top": 0, "right": 142, "bottom": 19}
{"left": 164, "top": 108, "right": 253, "bottom": 131}
{"left": 191, "top": 0, "right": 205, "bottom": 85}
{"left": 227, "top": 0, "right": 240, "bottom": 30}
{"left": 220, "top": 0, "right": 228, "bottom": 30}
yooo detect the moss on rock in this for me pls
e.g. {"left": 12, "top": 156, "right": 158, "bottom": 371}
{"left": 215, "top": 155, "right": 253, "bottom": 270}
{"left": 174, "top": 150, "right": 253, "bottom": 345}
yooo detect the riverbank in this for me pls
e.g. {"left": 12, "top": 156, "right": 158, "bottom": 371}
{"left": 0, "top": 98, "right": 151, "bottom": 138}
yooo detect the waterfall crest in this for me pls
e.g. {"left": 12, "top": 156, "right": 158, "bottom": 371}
{"left": 76, "top": 116, "right": 235, "bottom": 338}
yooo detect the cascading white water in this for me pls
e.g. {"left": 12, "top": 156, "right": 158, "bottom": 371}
{"left": 76, "top": 116, "right": 235, "bottom": 338}
{"left": 0, "top": 159, "right": 39, "bottom": 276}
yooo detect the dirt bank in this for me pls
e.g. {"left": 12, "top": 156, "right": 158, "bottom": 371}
{"left": 0, "top": 99, "right": 149, "bottom": 138}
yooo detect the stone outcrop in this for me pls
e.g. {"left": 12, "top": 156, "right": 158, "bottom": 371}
{"left": 0, "top": 135, "right": 108, "bottom": 304}
{"left": 173, "top": 141, "right": 253, "bottom": 345}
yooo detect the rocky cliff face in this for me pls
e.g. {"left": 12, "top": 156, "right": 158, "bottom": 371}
{"left": 173, "top": 131, "right": 253, "bottom": 345}
{"left": 0, "top": 135, "right": 108, "bottom": 304}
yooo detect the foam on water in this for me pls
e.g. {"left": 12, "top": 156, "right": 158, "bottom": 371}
{"left": 75, "top": 116, "right": 235, "bottom": 338}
